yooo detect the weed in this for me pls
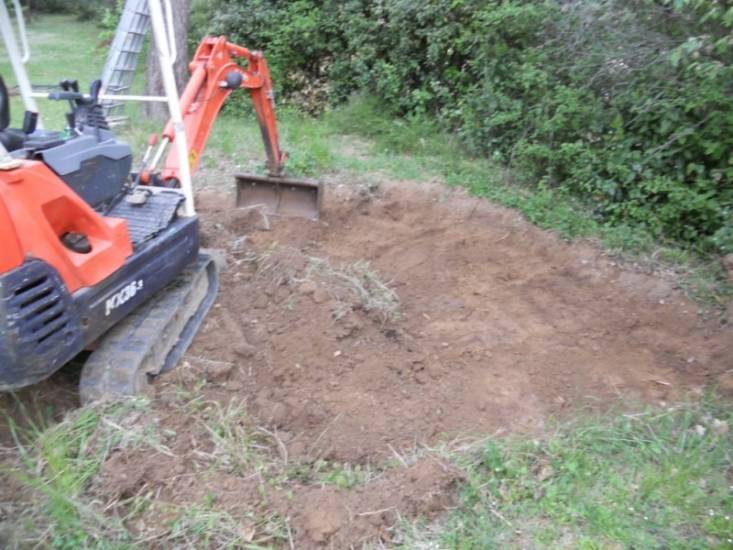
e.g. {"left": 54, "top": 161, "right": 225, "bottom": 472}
{"left": 196, "top": 399, "right": 258, "bottom": 475}
{"left": 246, "top": 245, "right": 401, "bottom": 322}
{"left": 303, "top": 257, "right": 401, "bottom": 323}
{"left": 165, "top": 503, "right": 255, "bottom": 549}
{"left": 315, "top": 461, "right": 372, "bottom": 489}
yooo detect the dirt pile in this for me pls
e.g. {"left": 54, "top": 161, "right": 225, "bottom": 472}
{"left": 187, "top": 179, "right": 732, "bottom": 465}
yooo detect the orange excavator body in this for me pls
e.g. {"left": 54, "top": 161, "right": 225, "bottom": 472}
{"left": 0, "top": 161, "right": 132, "bottom": 292}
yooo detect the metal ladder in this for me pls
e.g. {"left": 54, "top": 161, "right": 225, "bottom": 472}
{"left": 100, "top": 0, "right": 151, "bottom": 126}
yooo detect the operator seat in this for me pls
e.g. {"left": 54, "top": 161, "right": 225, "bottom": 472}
{"left": 0, "top": 75, "right": 28, "bottom": 152}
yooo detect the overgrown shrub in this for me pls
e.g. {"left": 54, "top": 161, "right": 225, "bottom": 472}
{"left": 198, "top": 0, "right": 733, "bottom": 254}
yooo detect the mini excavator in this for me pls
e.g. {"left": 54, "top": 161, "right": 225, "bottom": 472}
{"left": 0, "top": 1, "right": 321, "bottom": 402}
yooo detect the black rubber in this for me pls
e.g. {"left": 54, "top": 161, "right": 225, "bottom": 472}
{"left": 78, "top": 254, "right": 219, "bottom": 404}
{"left": 107, "top": 190, "right": 183, "bottom": 246}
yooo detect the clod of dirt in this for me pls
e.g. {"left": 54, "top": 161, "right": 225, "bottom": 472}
{"left": 282, "top": 459, "right": 461, "bottom": 548}
{"left": 202, "top": 360, "right": 234, "bottom": 383}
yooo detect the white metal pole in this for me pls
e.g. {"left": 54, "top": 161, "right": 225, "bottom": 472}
{"left": 147, "top": 0, "right": 194, "bottom": 216}
{"left": 0, "top": 0, "right": 42, "bottom": 127}
{"left": 11, "top": 0, "right": 29, "bottom": 63}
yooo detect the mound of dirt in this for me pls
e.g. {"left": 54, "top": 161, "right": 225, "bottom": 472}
{"left": 279, "top": 459, "right": 460, "bottom": 546}
{"left": 186, "top": 179, "right": 732, "bottom": 466}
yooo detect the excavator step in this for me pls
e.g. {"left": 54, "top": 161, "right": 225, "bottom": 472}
{"left": 78, "top": 253, "right": 219, "bottom": 404}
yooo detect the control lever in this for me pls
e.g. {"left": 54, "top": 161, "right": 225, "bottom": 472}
{"left": 21, "top": 110, "right": 37, "bottom": 134}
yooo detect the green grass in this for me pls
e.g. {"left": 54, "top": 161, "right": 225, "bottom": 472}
{"left": 7, "top": 395, "right": 730, "bottom": 548}
{"left": 0, "top": 12, "right": 152, "bottom": 134}
{"left": 3, "top": 397, "right": 157, "bottom": 548}
{"left": 401, "top": 400, "right": 733, "bottom": 549}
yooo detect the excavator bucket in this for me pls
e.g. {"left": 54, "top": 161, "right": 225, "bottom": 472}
{"left": 235, "top": 173, "right": 323, "bottom": 220}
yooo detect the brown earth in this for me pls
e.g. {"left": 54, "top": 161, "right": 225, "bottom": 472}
{"left": 4, "top": 177, "right": 733, "bottom": 548}
{"left": 187, "top": 178, "right": 732, "bottom": 462}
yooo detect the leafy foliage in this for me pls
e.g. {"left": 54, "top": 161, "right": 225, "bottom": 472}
{"left": 198, "top": 0, "right": 733, "bottom": 254}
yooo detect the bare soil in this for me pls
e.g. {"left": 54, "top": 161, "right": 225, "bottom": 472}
{"left": 189, "top": 178, "right": 732, "bottom": 459}
{"left": 4, "top": 177, "right": 733, "bottom": 548}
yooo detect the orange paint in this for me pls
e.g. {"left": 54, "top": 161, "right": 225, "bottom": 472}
{"left": 0, "top": 161, "right": 132, "bottom": 292}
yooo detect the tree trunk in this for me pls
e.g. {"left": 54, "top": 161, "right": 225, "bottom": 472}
{"left": 144, "top": 0, "right": 190, "bottom": 119}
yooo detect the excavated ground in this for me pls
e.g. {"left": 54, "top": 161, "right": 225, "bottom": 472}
{"left": 3, "top": 176, "right": 732, "bottom": 547}
{"left": 190, "top": 178, "right": 732, "bottom": 459}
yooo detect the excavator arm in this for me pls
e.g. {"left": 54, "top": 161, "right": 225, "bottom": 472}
{"left": 160, "top": 36, "right": 286, "bottom": 183}
{"left": 152, "top": 36, "right": 321, "bottom": 220}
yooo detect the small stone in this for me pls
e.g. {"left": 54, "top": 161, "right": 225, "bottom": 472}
{"left": 234, "top": 342, "right": 256, "bottom": 358}
{"left": 205, "top": 361, "right": 233, "bottom": 382}
{"left": 298, "top": 280, "right": 317, "bottom": 296}
{"left": 270, "top": 403, "right": 290, "bottom": 426}
{"left": 333, "top": 350, "right": 342, "bottom": 358}
{"left": 225, "top": 379, "right": 243, "bottom": 391}
{"left": 289, "top": 441, "right": 307, "bottom": 456}
{"left": 313, "top": 288, "right": 329, "bottom": 304}
{"left": 694, "top": 424, "right": 706, "bottom": 437}
{"left": 248, "top": 325, "right": 269, "bottom": 345}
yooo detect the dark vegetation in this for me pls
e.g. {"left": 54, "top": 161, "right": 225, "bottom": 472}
{"left": 27, "top": 0, "right": 116, "bottom": 21}
{"left": 194, "top": 0, "right": 733, "bottom": 258}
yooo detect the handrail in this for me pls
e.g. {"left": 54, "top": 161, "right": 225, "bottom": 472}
{"left": 148, "top": 0, "right": 194, "bottom": 216}
{"left": 11, "top": 0, "right": 30, "bottom": 63}
{"left": 163, "top": 0, "right": 176, "bottom": 64}
{"left": 0, "top": 0, "right": 41, "bottom": 126}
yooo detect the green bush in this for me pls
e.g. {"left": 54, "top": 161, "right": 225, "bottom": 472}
{"left": 198, "top": 0, "right": 733, "bottom": 254}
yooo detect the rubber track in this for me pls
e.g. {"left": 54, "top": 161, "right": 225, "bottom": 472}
{"left": 78, "top": 254, "right": 218, "bottom": 404}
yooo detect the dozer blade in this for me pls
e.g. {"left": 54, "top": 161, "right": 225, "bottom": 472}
{"left": 235, "top": 172, "right": 322, "bottom": 220}
{"left": 78, "top": 253, "right": 219, "bottom": 405}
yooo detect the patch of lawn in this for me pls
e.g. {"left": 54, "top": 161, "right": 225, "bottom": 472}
{"left": 402, "top": 400, "right": 733, "bottom": 549}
